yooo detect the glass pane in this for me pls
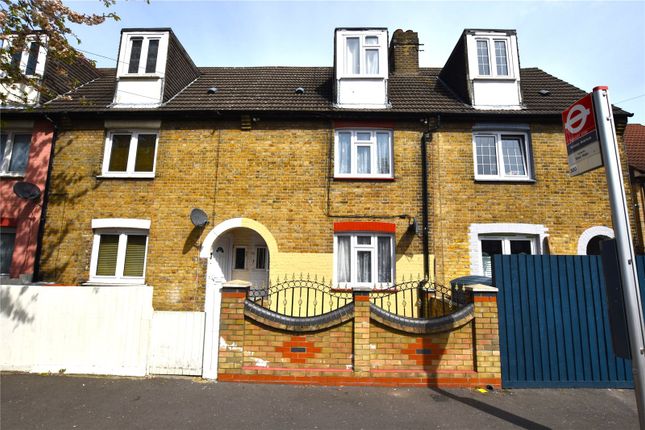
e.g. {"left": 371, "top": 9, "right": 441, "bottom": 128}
{"left": 145, "top": 40, "right": 159, "bottom": 73}
{"left": 0, "top": 134, "right": 8, "bottom": 170}
{"left": 357, "top": 236, "right": 371, "bottom": 245}
{"left": 108, "top": 134, "right": 131, "bottom": 172}
{"left": 365, "top": 36, "right": 378, "bottom": 45}
{"left": 25, "top": 42, "right": 39, "bottom": 75}
{"left": 11, "top": 49, "right": 22, "bottom": 70}
{"left": 128, "top": 38, "right": 143, "bottom": 73}
{"left": 0, "top": 231, "right": 16, "bottom": 274}
{"left": 234, "top": 248, "right": 246, "bottom": 270}
{"left": 481, "top": 239, "right": 502, "bottom": 278}
{"left": 495, "top": 40, "right": 508, "bottom": 75}
{"left": 338, "top": 132, "right": 351, "bottom": 174}
{"left": 346, "top": 37, "right": 359, "bottom": 74}
{"left": 96, "top": 235, "right": 119, "bottom": 276}
{"left": 356, "top": 132, "right": 371, "bottom": 141}
{"left": 123, "top": 235, "right": 146, "bottom": 277}
{"left": 477, "top": 40, "right": 490, "bottom": 75}
{"left": 475, "top": 135, "right": 498, "bottom": 176}
{"left": 134, "top": 134, "right": 156, "bottom": 172}
{"left": 357, "top": 146, "right": 371, "bottom": 174}
{"left": 357, "top": 250, "right": 372, "bottom": 283}
{"left": 510, "top": 240, "right": 532, "bottom": 255}
{"left": 256, "top": 247, "right": 267, "bottom": 270}
{"left": 501, "top": 136, "right": 527, "bottom": 176}
{"left": 337, "top": 236, "right": 351, "bottom": 283}
{"left": 377, "top": 132, "right": 390, "bottom": 174}
{"left": 9, "top": 133, "right": 31, "bottom": 174}
{"left": 365, "top": 49, "right": 379, "bottom": 74}
{"left": 377, "top": 237, "right": 392, "bottom": 283}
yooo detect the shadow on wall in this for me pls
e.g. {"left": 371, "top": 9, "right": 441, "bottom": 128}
{"left": 0, "top": 286, "right": 37, "bottom": 327}
{"left": 39, "top": 136, "right": 103, "bottom": 282}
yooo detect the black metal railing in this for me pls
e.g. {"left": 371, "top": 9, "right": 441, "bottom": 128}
{"left": 248, "top": 274, "right": 352, "bottom": 318}
{"left": 370, "top": 277, "right": 470, "bottom": 319}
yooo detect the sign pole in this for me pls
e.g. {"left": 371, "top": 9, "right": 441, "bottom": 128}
{"left": 593, "top": 86, "right": 645, "bottom": 428}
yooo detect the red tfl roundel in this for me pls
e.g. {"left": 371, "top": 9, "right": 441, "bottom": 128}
{"left": 562, "top": 93, "right": 596, "bottom": 145}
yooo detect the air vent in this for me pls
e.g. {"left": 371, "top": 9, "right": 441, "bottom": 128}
{"left": 207, "top": 87, "right": 218, "bottom": 94}
{"left": 295, "top": 87, "right": 305, "bottom": 94}
{"left": 538, "top": 89, "right": 551, "bottom": 96}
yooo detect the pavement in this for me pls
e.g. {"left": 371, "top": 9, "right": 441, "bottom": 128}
{"left": 0, "top": 373, "right": 639, "bottom": 430}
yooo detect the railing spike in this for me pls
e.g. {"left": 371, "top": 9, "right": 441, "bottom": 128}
{"left": 306, "top": 273, "right": 310, "bottom": 280}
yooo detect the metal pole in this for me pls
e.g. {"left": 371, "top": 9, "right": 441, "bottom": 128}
{"left": 594, "top": 86, "right": 645, "bottom": 428}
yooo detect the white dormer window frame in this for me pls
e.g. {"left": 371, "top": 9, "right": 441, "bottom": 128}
{"left": 337, "top": 31, "right": 388, "bottom": 79}
{"left": 472, "top": 35, "right": 514, "bottom": 80}
{"left": 117, "top": 32, "right": 169, "bottom": 78}
{"left": 2, "top": 35, "right": 48, "bottom": 78}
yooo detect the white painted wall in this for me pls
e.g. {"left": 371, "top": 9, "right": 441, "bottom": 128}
{"left": 113, "top": 78, "right": 164, "bottom": 107}
{"left": 148, "top": 311, "right": 205, "bottom": 375}
{"left": 336, "top": 79, "right": 388, "bottom": 108}
{"left": 0, "top": 285, "right": 153, "bottom": 376}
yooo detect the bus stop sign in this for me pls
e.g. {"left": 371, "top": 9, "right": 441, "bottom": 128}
{"left": 562, "top": 93, "right": 603, "bottom": 176}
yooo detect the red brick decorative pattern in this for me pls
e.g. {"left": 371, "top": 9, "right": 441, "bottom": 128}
{"left": 276, "top": 336, "right": 322, "bottom": 364}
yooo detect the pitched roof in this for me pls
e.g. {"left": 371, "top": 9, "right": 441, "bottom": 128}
{"left": 625, "top": 124, "right": 645, "bottom": 172}
{"left": 36, "top": 66, "right": 629, "bottom": 117}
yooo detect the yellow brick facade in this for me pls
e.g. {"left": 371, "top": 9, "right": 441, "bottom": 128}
{"left": 40, "top": 119, "right": 428, "bottom": 310}
{"left": 429, "top": 121, "right": 635, "bottom": 284}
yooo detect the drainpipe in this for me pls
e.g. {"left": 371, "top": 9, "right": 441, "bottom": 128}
{"left": 32, "top": 115, "right": 58, "bottom": 282}
{"left": 421, "top": 115, "right": 440, "bottom": 283}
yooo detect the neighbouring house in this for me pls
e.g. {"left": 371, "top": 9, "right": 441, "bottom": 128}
{"left": 625, "top": 123, "right": 645, "bottom": 252}
{"left": 0, "top": 34, "right": 100, "bottom": 283}
{"left": 0, "top": 27, "right": 635, "bottom": 384}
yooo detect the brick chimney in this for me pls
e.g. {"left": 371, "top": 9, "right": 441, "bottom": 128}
{"left": 389, "top": 29, "right": 419, "bottom": 75}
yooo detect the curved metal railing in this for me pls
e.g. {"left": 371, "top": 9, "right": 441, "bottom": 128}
{"left": 369, "top": 278, "right": 470, "bottom": 319}
{"left": 247, "top": 275, "right": 352, "bottom": 318}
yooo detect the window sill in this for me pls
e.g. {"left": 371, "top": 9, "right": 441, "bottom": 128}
{"left": 118, "top": 73, "right": 164, "bottom": 79}
{"left": 474, "top": 177, "right": 535, "bottom": 184}
{"left": 333, "top": 176, "right": 395, "bottom": 182}
{"left": 0, "top": 173, "right": 26, "bottom": 179}
{"left": 97, "top": 173, "right": 155, "bottom": 180}
{"left": 83, "top": 280, "right": 148, "bottom": 286}
{"left": 472, "top": 76, "right": 516, "bottom": 82}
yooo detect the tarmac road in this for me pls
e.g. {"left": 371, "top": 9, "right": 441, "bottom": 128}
{"left": 0, "top": 373, "right": 639, "bottom": 429}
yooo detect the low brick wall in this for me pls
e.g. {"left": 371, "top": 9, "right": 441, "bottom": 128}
{"left": 217, "top": 285, "right": 500, "bottom": 387}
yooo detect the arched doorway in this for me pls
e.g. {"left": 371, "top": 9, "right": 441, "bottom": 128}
{"left": 212, "top": 227, "right": 269, "bottom": 288}
{"left": 199, "top": 218, "right": 277, "bottom": 379}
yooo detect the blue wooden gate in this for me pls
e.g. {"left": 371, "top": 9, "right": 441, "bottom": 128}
{"left": 494, "top": 255, "right": 645, "bottom": 388}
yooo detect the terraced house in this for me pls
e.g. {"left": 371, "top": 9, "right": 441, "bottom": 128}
{"left": 0, "top": 26, "right": 633, "bottom": 385}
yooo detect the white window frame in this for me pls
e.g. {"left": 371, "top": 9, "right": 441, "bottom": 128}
{"left": 4, "top": 35, "right": 48, "bottom": 78}
{"left": 1, "top": 130, "right": 32, "bottom": 177}
{"left": 474, "top": 36, "right": 513, "bottom": 79}
{"left": 469, "top": 223, "right": 548, "bottom": 276}
{"left": 123, "top": 35, "right": 163, "bottom": 76}
{"left": 254, "top": 246, "right": 268, "bottom": 271}
{"left": 89, "top": 219, "right": 150, "bottom": 285}
{"left": 333, "top": 233, "right": 395, "bottom": 289}
{"left": 334, "top": 129, "right": 393, "bottom": 179}
{"left": 101, "top": 130, "right": 159, "bottom": 178}
{"left": 338, "top": 32, "right": 387, "bottom": 79}
{"left": 233, "top": 246, "right": 247, "bottom": 270}
{"left": 472, "top": 131, "right": 532, "bottom": 181}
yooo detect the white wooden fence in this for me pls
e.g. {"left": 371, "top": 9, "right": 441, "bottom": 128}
{"left": 1, "top": 285, "right": 206, "bottom": 377}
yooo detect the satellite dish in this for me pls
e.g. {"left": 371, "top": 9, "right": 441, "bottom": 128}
{"left": 190, "top": 208, "right": 209, "bottom": 228}
{"left": 13, "top": 181, "right": 41, "bottom": 201}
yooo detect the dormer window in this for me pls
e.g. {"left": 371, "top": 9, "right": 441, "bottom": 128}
{"left": 4, "top": 37, "right": 46, "bottom": 78}
{"left": 476, "top": 38, "right": 510, "bottom": 78}
{"left": 334, "top": 28, "right": 389, "bottom": 108}
{"left": 126, "top": 36, "right": 161, "bottom": 75}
